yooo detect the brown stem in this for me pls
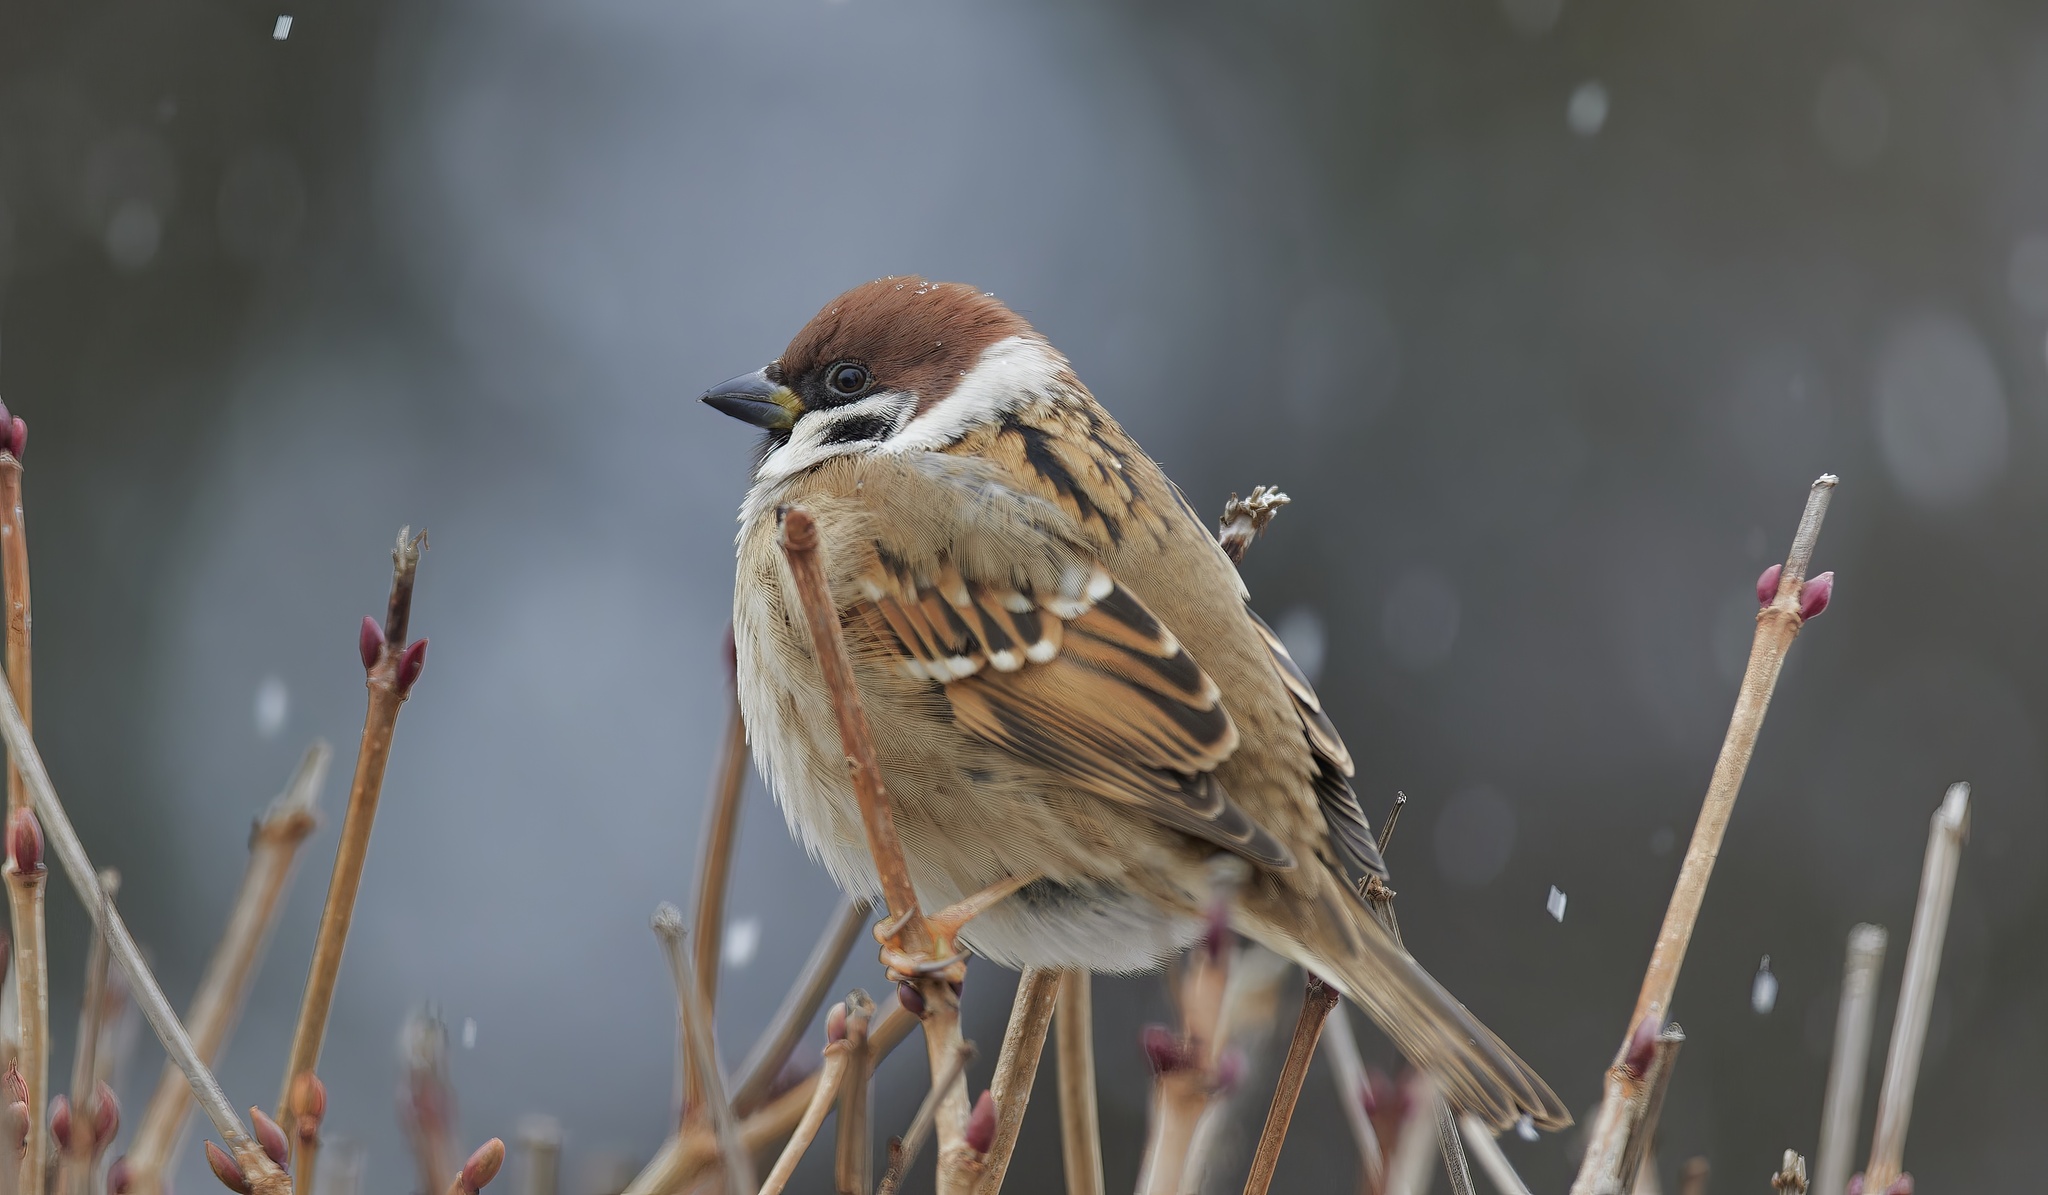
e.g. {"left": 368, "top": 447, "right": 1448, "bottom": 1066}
{"left": 7, "top": 855, "right": 45, "bottom": 1195}
{"left": 1364, "top": 858, "right": 1475, "bottom": 1195}
{"left": 1860, "top": 784, "right": 1969, "bottom": 1194}
{"left": 972, "top": 969, "right": 1059, "bottom": 1192}
{"left": 1322, "top": 1002, "right": 1384, "bottom": 1189}
{"left": 280, "top": 526, "right": 427, "bottom": 1181}
{"left": 1812, "top": 924, "right": 1887, "bottom": 1195}
{"left": 758, "top": 1042, "right": 851, "bottom": 1195}
{"left": 777, "top": 509, "right": 978, "bottom": 1192}
{"left": 652, "top": 903, "right": 752, "bottom": 1195}
{"left": 834, "top": 992, "right": 877, "bottom": 1195}
{"left": 59, "top": 869, "right": 120, "bottom": 1195}
{"left": 1, "top": 452, "right": 32, "bottom": 825}
{"left": 733, "top": 895, "right": 870, "bottom": 1113}
{"left": 0, "top": 680, "right": 284, "bottom": 1194}
{"left": 1615, "top": 1026, "right": 1685, "bottom": 1192}
{"left": 400, "top": 1010, "right": 460, "bottom": 1195}
{"left": 1242, "top": 976, "right": 1339, "bottom": 1195}
{"left": 1053, "top": 971, "right": 1103, "bottom": 1195}
{"left": 1135, "top": 890, "right": 1236, "bottom": 1195}
{"left": 126, "top": 745, "right": 329, "bottom": 1195}
{"left": 687, "top": 683, "right": 749, "bottom": 1115}
{"left": 877, "top": 1043, "right": 976, "bottom": 1195}
{"left": 1572, "top": 475, "right": 1837, "bottom": 1195}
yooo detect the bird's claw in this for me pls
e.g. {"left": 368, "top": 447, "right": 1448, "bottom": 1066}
{"left": 871, "top": 873, "right": 1042, "bottom": 988}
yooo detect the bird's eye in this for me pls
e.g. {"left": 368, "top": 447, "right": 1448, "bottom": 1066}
{"left": 827, "top": 362, "right": 871, "bottom": 397}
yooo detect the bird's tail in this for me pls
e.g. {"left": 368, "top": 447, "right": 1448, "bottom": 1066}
{"left": 1241, "top": 870, "right": 1571, "bottom": 1132}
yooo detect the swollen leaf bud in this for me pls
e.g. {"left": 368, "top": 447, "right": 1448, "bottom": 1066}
{"left": 964, "top": 1091, "right": 996, "bottom": 1154}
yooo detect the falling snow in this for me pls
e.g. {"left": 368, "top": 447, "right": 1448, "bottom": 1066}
{"left": 1546, "top": 885, "right": 1568, "bottom": 922}
{"left": 726, "top": 917, "right": 761, "bottom": 968}
{"left": 1751, "top": 955, "right": 1778, "bottom": 1014}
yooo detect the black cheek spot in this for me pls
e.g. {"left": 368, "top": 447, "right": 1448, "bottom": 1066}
{"left": 821, "top": 415, "right": 895, "bottom": 446}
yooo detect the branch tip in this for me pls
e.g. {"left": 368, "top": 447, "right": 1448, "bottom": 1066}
{"left": 458, "top": 1138, "right": 506, "bottom": 1193}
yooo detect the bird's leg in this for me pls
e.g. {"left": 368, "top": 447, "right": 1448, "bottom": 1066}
{"left": 874, "top": 872, "right": 1043, "bottom": 984}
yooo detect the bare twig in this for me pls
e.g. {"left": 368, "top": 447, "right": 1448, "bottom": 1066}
{"left": 973, "top": 968, "right": 1060, "bottom": 1191}
{"left": 733, "top": 895, "right": 870, "bottom": 1113}
{"left": 1217, "top": 487, "right": 1290, "bottom": 565}
{"left": 1242, "top": 976, "right": 1339, "bottom": 1194}
{"left": 1615, "top": 1025, "right": 1685, "bottom": 1192}
{"left": 515, "top": 1116, "right": 560, "bottom": 1195}
{"left": 281, "top": 526, "right": 429, "bottom": 1189}
{"left": 1573, "top": 475, "right": 1838, "bottom": 1195}
{"left": 1, "top": 416, "right": 32, "bottom": 825}
{"left": 58, "top": 869, "right": 120, "bottom": 1195}
{"left": 0, "top": 678, "right": 286, "bottom": 1194}
{"left": 400, "top": 1009, "right": 460, "bottom": 1195}
{"left": 1813, "top": 924, "right": 1887, "bottom": 1195}
{"left": 6, "top": 809, "right": 47, "bottom": 1195}
{"left": 877, "top": 1043, "right": 976, "bottom": 1195}
{"left": 835, "top": 992, "right": 877, "bottom": 1195}
{"left": 1859, "top": 784, "right": 1969, "bottom": 1195}
{"left": 127, "top": 744, "right": 329, "bottom": 1195}
{"left": 687, "top": 666, "right": 750, "bottom": 1115}
{"left": 443, "top": 1138, "right": 506, "bottom": 1195}
{"left": 1135, "top": 878, "right": 1238, "bottom": 1195}
{"left": 778, "top": 509, "right": 981, "bottom": 1193}
{"left": 1054, "top": 971, "right": 1104, "bottom": 1195}
{"left": 652, "top": 903, "right": 752, "bottom": 1195}
{"left": 1383, "top": 1072, "right": 1440, "bottom": 1195}
{"left": 1458, "top": 1116, "right": 1533, "bottom": 1195}
{"left": 758, "top": 1039, "right": 851, "bottom": 1195}
{"left": 1323, "top": 1003, "right": 1384, "bottom": 1189}
{"left": 1435, "top": 1100, "right": 1477, "bottom": 1195}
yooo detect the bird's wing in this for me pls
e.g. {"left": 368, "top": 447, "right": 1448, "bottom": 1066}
{"left": 847, "top": 537, "right": 1297, "bottom": 871}
{"left": 1245, "top": 609, "right": 1386, "bottom": 880}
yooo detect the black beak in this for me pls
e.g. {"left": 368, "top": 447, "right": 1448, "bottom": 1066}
{"left": 702, "top": 368, "right": 801, "bottom": 431}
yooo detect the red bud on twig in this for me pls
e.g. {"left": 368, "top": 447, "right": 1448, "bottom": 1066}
{"left": 459, "top": 1138, "right": 507, "bottom": 1192}
{"left": 1623, "top": 1014, "right": 1660, "bottom": 1078}
{"left": 205, "top": 1142, "right": 253, "bottom": 1194}
{"left": 397, "top": 638, "right": 429, "bottom": 694}
{"left": 359, "top": 617, "right": 384, "bottom": 672}
{"left": 290, "top": 1071, "right": 327, "bottom": 1141}
{"left": 49, "top": 1095, "right": 70, "bottom": 1151}
{"left": 249, "top": 1106, "right": 289, "bottom": 1167}
{"left": 9, "top": 808, "right": 42, "bottom": 873}
{"left": 1213, "top": 1046, "right": 1245, "bottom": 1094}
{"left": 964, "top": 1090, "right": 996, "bottom": 1154}
{"left": 107, "top": 1156, "right": 133, "bottom": 1195}
{"left": 1756, "top": 563, "right": 1782, "bottom": 606}
{"left": 1846, "top": 1176, "right": 1912, "bottom": 1195}
{"left": 826, "top": 1001, "right": 848, "bottom": 1044}
{"left": 92, "top": 1082, "right": 119, "bottom": 1145}
{"left": 1798, "top": 571, "right": 1833, "bottom": 619}
{"left": 1141, "top": 1025, "right": 1191, "bottom": 1075}
{"left": 10, "top": 420, "right": 26, "bottom": 462}
{"left": 896, "top": 981, "right": 926, "bottom": 1018}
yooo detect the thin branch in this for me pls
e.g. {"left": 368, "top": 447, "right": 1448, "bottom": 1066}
{"left": 59, "top": 869, "right": 120, "bottom": 1195}
{"left": 281, "top": 526, "right": 429, "bottom": 1192}
{"left": 6, "top": 809, "right": 47, "bottom": 1195}
{"left": 877, "top": 1043, "right": 976, "bottom": 1195}
{"left": 1242, "top": 975, "right": 1339, "bottom": 1195}
{"left": 1572, "top": 475, "right": 1838, "bottom": 1195}
{"left": 1812, "top": 924, "right": 1887, "bottom": 1195}
{"left": 778, "top": 509, "right": 980, "bottom": 1193}
{"left": 758, "top": 1040, "right": 851, "bottom": 1195}
{"left": 0, "top": 676, "right": 285, "bottom": 1193}
{"left": 127, "top": 744, "right": 330, "bottom": 1195}
{"left": 1, "top": 418, "right": 33, "bottom": 823}
{"left": 688, "top": 667, "right": 750, "bottom": 1115}
{"left": 652, "top": 903, "right": 753, "bottom": 1195}
{"left": 1435, "top": 1099, "right": 1477, "bottom": 1195}
{"left": 1054, "top": 971, "right": 1104, "bottom": 1195}
{"left": 733, "top": 895, "right": 870, "bottom": 1113}
{"left": 515, "top": 1116, "right": 561, "bottom": 1195}
{"left": 0, "top": 434, "right": 39, "bottom": 1195}
{"left": 400, "top": 1009, "right": 460, "bottom": 1195}
{"left": 972, "top": 968, "right": 1060, "bottom": 1191}
{"left": 1382, "top": 1072, "right": 1440, "bottom": 1195}
{"left": 1216, "top": 487, "right": 1290, "bottom": 565}
{"left": 835, "top": 992, "right": 877, "bottom": 1195}
{"left": 1859, "top": 784, "right": 1969, "bottom": 1195}
{"left": 1615, "top": 1025, "right": 1685, "bottom": 1192}
{"left": 1322, "top": 1002, "right": 1384, "bottom": 1189}
{"left": 1457, "top": 1117, "right": 1532, "bottom": 1195}
{"left": 1135, "top": 876, "right": 1238, "bottom": 1195}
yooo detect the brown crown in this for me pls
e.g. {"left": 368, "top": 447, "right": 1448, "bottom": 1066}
{"left": 776, "top": 277, "right": 1037, "bottom": 415}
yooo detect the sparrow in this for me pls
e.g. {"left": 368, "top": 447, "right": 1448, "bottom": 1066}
{"left": 704, "top": 276, "right": 1567, "bottom": 1130}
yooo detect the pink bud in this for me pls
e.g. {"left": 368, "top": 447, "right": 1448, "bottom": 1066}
{"left": 92, "top": 1082, "right": 119, "bottom": 1144}
{"left": 1798, "top": 571, "right": 1833, "bottom": 620}
{"left": 249, "top": 1106, "right": 289, "bottom": 1167}
{"left": 460, "top": 1138, "right": 507, "bottom": 1192}
{"left": 1847, "top": 1178, "right": 1862, "bottom": 1195}
{"left": 205, "top": 1142, "right": 253, "bottom": 1194}
{"left": 1889, "top": 1178, "right": 1913, "bottom": 1195}
{"left": 107, "top": 1156, "right": 133, "bottom": 1195}
{"left": 6, "top": 1101, "right": 25, "bottom": 1153}
{"left": 290, "top": 1072, "right": 327, "bottom": 1138}
{"left": 1623, "top": 1015, "right": 1660, "bottom": 1079}
{"left": 8, "top": 809, "right": 41, "bottom": 874}
{"left": 1756, "top": 563, "right": 1783, "bottom": 606}
{"left": 1141, "top": 1024, "right": 1188, "bottom": 1075}
{"left": 826, "top": 1002, "right": 848, "bottom": 1044}
{"left": 896, "top": 981, "right": 926, "bottom": 1018}
{"left": 9, "top": 419, "right": 25, "bottom": 463}
{"left": 397, "top": 638, "right": 429, "bottom": 694}
{"left": 49, "top": 1095, "right": 70, "bottom": 1151}
{"left": 359, "top": 617, "right": 383, "bottom": 672}
{"left": 964, "top": 1090, "right": 996, "bottom": 1153}
{"left": 1213, "top": 1047, "right": 1245, "bottom": 1094}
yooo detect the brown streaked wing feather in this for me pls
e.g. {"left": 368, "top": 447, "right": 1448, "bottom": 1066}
{"left": 852, "top": 549, "right": 1295, "bottom": 870}
{"left": 1247, "top": 608, "right": 1384, "bottom": 880}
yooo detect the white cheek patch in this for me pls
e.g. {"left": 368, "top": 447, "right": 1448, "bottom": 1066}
{"left": 885, "top": 336, "right": 1069, "bottom": 452}
{"left": 754, "top": 392, "right": 915, "bottom": 483}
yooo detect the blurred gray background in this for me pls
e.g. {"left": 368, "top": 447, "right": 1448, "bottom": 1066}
{"left": 2, "top": 0, "right": 2044, "bottom": 1190}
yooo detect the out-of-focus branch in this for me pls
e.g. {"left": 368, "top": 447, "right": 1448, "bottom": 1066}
{"left": 1054, "top": 971, "right": 1103, "bottom": 1195}
{"left": 281, "top": 527, "right": 430, "bottom": 1195}
{"left": 1134, "top": 878, "right": 1239, "bottom": 1195}
{"left": 1382, "top": 1072, "right": 1440, "bottom": 1195}
{"left": 1857, "top": 784, "right": 1969, "bottom": 1195}
{"left": 972, "top": 968, "right": 1060, "bottom": 1191}
{"left": 732, "top": 895, "right": 869, "bottom": 1113}
{"left": 687, "top": 640, "right": 750, "bottom": 1115}
{"left": 1323, "top": 1003, "right": 1384, "bottom": 1189}
{"left": 757, "top": 1036, "right": 851, "bottom": 1195}
{"left": 652, "top": 903, "right": 751, "bottom": 1195}
{"left": 1573, "top": 476, "right": 1838, "bottom": 1195}
{"left": 1813, "top": 924, "right": 1887, "bottom": 1195}
{"left": 1458, "top": 1116, "right": 1532, "bottom": 1195}
{"left": 400, "top": 1010, "right": 460, "bottom": 1195}
{"left": 58, "top": 869, "right": 120, "bottom": 1195}
{"left": 127, "top": 745, "right": 329, "bottom": 1195}
{"left": 515, "top": 1116, "right": 560, "bottom": 1195}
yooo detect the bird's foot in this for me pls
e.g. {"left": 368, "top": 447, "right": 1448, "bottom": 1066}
{"left": 873, "top": 872, "right": 1042, "bottom": 986}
